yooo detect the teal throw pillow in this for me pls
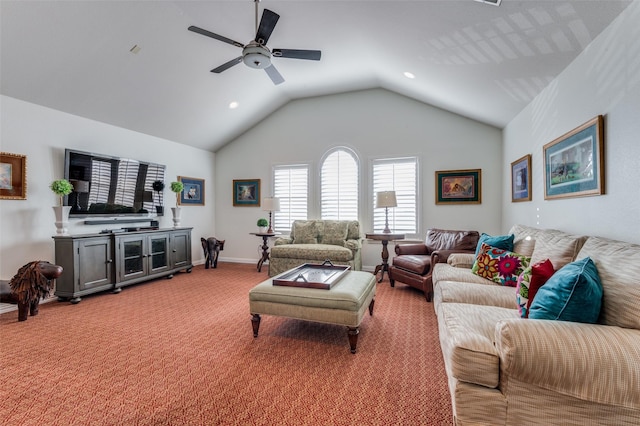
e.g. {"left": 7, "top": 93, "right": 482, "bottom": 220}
{"left": 475, "top": 233, "right": 515, "bottom": 258}
{"left": 529, "top": 257, "right": 603, "bottom": 323}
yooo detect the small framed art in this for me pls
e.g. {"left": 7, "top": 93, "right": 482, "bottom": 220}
{"left": 435, "top": 169, "right": 481, "bottom": 204}
{"left": 511, "top": 154, "right": 532, "bottom": 202}
{"left": 0, "top": 152, "right": 27, "bottom": 200}
{"left": 233, "top": 179, "right": 260, "bottom": 207}
{"left": 543, "top": 115, "right": 604, "bottom": 200}
{"left": 178, "top": 176, "right": 205, "bottom": 206}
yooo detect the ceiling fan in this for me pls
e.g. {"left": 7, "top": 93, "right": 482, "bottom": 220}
{"left": 188, "top": 0, "right": 321, "bottom": 85}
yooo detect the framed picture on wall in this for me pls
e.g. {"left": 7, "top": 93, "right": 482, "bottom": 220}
{"left": 543, "top": 115, "right": 604, "bottom": 200}
{"left": 0, "top": 152, "right": 27, "bottom": 200}
{"left": 233, "top": 179, "right": 260, "bottom": 207}
{"left": 435, "top": 169, "right": 481, "bottom": 204}
{"left": 178, "top": 176, "right": 205, "bottom": 206}
{"left": 511, "top": 154, "right": 532, "bottom": 202}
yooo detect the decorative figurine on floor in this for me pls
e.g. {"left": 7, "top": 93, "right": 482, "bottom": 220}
{"left": 201, "top": 237, "right": 225, "bottom": 269}
{"left": 0, "top": 261, "right": 63, "bottom": 322}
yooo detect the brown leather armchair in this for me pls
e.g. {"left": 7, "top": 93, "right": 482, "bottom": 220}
{"left": 388, "top": 229, "right": 479, "bottom": 302}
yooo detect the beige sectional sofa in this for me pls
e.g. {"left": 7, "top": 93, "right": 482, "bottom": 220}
{"left": 432, "top": 224, "right": 640, "bottom": 426}
{"left": 268, "top": 220, "right": 362, "bottom": 277}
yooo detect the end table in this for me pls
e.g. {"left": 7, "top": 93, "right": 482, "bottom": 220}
{"left": 365, "top": 233, "right": 405, "bottom": 283}
{"left": 250, "top": 232, "right": 279, "bottom": 272}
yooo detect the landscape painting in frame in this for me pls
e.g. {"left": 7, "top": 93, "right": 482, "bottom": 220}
{"left": 435, "top": 169, "right": 481, "bottom": 204}
{"left": 511, "top": 154, "right": 532, "bottom": 202}
{"left": 178, "top": 176, "right": 205, "bottom": 206}
{"left": 0, "top": 152, "right": 27, "bottom": 200}
{"left": 544, "top": 115, "right": 604, "bottom": 200}
{"left": 233, "top": 179, "right": 260, "bottom": 207}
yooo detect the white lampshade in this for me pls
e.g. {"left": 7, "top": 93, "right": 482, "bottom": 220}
{"left": 262, "top": 197, "right": 281, "bottom": 212}
{"left": 376, "top": 191, "right": 397, "bottom": 208}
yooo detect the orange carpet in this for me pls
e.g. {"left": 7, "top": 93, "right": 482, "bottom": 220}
{"left": 0, "top": 263, "right": 452, "bottom": 425}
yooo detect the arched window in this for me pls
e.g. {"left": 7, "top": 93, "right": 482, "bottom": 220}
{"left": 320, "top": 148, "right": 359, "bottom": 220}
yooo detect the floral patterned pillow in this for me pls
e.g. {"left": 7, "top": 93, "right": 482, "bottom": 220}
{"left": 472, "top": 243, "right": 531, "bottom": 287}
{"left": 516, "top": 259, "right": 555, "bottom": 318}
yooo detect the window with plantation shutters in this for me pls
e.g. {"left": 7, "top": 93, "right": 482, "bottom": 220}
{"left": 273, "top": 165, "right": 308, "bottom": 233}
{"left": 320, "top": 148, "right": 358, "bottom": 220}
{"left": 88, "top": 159, "right": 112, "bottom": 205}
{"left": 372, "top": 157, "right": 418, "bottom": 235}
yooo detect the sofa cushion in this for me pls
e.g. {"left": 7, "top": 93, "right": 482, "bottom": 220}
{"left": 433, "top": 263, "right": 497, "bottom": 287}
{"left": 292, "top": 221, "right": 320, "bottom": 244}
{"left": 438, "top": 303, "right": 518, "bottom": 388}
{"left": 425, "top": 229, "right": 480, "bottom": 253}
{"left": 515, "top": 259, "right": 555, "bottom": 318}
{"left": 269, "top": 244, "right": 354, "bottom": 262}
{"left": 435, "top": 281, "right": 517, "bottom": 310}
{"left": 530, "top": 231, "right": 586, "bottom": 269}
{"left": 447, "top": 253, "right": 476, "bottom": 269}
{"left": 474, "top": 233, "right": 514, "bottom": 257}
{"left": 575, "top": 236, "right": 640, "bottom": 329}
{"left": 529, "top": 257, "right": 603, "bottom": 323}
{"left": 321, "top": 220, "right": 349, "bottom": 245}
{"left": 472, "top": 243, "right": 530, "bottom": 287}
{"left": 392, "top": 255, "right": 430, "bottom": 275}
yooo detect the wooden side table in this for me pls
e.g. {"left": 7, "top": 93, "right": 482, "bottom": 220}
{"left": 365, "top": 233, "right": 405, "bottom": 283}
{"left": 250, "top": 232, "right": 279, "bottom": 272}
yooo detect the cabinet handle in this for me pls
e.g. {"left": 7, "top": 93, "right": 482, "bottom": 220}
{"left": 106, "top": 259, "right": 113, "bottom": 264}
{"left": 173, "top": 249, "right": 177, "bottom": 252}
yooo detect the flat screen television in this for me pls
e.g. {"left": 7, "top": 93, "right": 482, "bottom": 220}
{"left": 64, "top": 149, "right": 166, "bottom": 217}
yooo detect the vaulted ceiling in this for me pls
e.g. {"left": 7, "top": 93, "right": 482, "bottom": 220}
{"left": 1, "top": 1, "right": 631, "bottom": 152}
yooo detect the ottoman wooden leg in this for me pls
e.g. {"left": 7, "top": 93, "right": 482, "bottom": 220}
{"left": 251, "top": 314, "right": 261, "bottom": 337}
{"left": 368, "top": 298, "right": 375, "bottom": 315}
{"left": 347, "top": 327, "right": 359, "bottom": 354}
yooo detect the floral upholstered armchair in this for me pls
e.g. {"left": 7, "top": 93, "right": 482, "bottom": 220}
{"left": 268, "top": 220, "right": 362, "bottom": 277}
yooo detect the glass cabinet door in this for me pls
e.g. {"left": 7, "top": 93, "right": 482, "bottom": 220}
{"left": 149, "top": 235, "right": 169, "bottom": 273}
{"left": 123, "top": 239, "right": 144, "bottom": 275}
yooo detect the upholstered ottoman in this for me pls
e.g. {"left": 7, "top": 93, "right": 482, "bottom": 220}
{"left": 249, "top": 270, "right": 376, "bottom": 353}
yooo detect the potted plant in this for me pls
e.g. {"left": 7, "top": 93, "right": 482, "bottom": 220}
{"left": 152, "top": 180, "right": 165, "bottom": 214}
{"left": 50, "top": 179, "right": 74, "bottom": 235}
{"left": 257, "top": 218, "right": 269, "bottom": 233}
{"left": 170, "top": 181, "right": 184, "bottom": 227}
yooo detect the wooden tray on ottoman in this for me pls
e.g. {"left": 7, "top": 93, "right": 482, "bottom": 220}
{"left": 272, "top": 263, "right": 351, "bottom": 289}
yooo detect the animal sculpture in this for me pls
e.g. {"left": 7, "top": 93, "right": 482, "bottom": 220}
{"left": 0, "top": 261, "right": 63, "bottom": 322}
{"left": 201, "top": 237, "right": 225, "bottom": 269}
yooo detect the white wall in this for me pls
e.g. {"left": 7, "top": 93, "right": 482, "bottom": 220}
{"left": 0, "top": 95, "right": 216, "bottom": 278}
{"left": 502, "top": 0, "right": 640, "bottom": 244}
{"left": 215, "top": 88, "right": 502, "bottom": 270}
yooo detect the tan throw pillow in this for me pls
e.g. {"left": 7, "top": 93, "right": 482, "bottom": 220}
{"left": 530, "top": 233, "right": 585, "bottom": 269}
{"left": 292, "top": 221, "right": 319, "bottom": 244}
{"left": 321, "top": 220, "right": 349, "bottom": 245}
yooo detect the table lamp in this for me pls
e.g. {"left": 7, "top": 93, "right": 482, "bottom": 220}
{"left": 376, "top": 191, "right": 397, "bottom": 233}
{"left": 262, "top": 197, "right": 281, "bottom": 234}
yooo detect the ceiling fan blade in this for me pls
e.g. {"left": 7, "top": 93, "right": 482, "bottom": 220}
{"left": 255, "top": 9, "right": 280, "bottom": 45}
{"left": 272, "top": 49, "right": 322, "bottom": 61}
{"left": 264, "top": 65, "right": 284, "bottom": 85}
{"left": 188, "top": 26, "right": 244, "bottom": 49}
{"left": 211, "top": 57, "right": 243, "bottom": 73}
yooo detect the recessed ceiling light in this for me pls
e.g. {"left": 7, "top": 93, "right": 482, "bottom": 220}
{"left": 404, "top": 72, "right": 415, "bottom": 79}
{"left": 129, "top": 44, "right": 141, "bottom": 54}
{"left": 229, "top": 101, "right": 239, "bottom": 109}
{"left": 474, "top": 0, "right": 501, "bottom": 6}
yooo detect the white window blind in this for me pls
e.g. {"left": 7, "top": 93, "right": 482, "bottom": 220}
{"left": 372, "top": 157, "right": 417, "bottom": 234}
{"left": 273, "top": 165, "right": 308, "bottom": 233}
{"left": 320, "top": 148, "right": 358, "bottom": 220}
{"left": 88, "top": 160, "right": 112, "bottom": 205}
{"left": 114, "top": 159, "right": 140, "bottom": 207}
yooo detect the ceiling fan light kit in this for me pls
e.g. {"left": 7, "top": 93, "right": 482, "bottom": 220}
{"left": 188, "top": 0, "right": 321, "bottom": 85}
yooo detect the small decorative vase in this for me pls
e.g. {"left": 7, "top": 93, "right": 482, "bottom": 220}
{"left": 258, "top": 226, "right": 268, "bottom": 234}
{"left": 53, "top": 206, "right": 72, "bottom": 235}
{"left": 171, "top": 207, "right": 182, "bottom": 228}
